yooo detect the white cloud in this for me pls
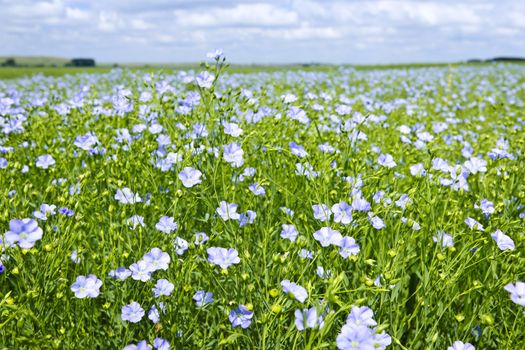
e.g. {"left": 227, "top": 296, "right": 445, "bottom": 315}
{"left": 97, "top": 11, "right": 125, "bottom": 32}
{"left": 0, "top": 0, "right": 523, "bottom": 64}
{"left": 130, "top": 18, "right": 152, "bottom": 30}
{"left": 174, "top": 3, "right": 299, "bottom": 27}
{"left": 262, "top": 25, "right": 341, "bottom": 40}
{"left": 66, "top": 7, "right": 91, "bottom": 21}
{"left": 6, "top": 0, "right": 65, "bottom": 18}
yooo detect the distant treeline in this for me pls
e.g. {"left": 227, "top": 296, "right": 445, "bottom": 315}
{"left": 467, "top": 57, "right": 525, "bottom": 63}
{"left": 1, "top": 58, "right": 96, "bottom": 67}
{"left": 2, "top": 56, "right": 524, "bottom": 69}
{"left": 1, "top": 58, "right": 17, "bottom": 67}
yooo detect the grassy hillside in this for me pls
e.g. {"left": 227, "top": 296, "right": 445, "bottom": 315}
{"left": 0, "top": 56, "right": 71, "bottom": 67}
{"left": 0, "top": 60, "right": 523, "bottom": 80}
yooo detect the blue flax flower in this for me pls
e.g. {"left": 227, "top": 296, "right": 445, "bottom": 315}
{"left": 178, "top": 167, "right": 202, "bottom": 188}
{"left": 216, "top": 201, "right": 241, "bottom": 221}
{"left": 153, "top": 279, "right": 174, "bottom": 297}
{"left": 281, "top": 279, "right": 308, "bottom": 302}
{"left": 491, "top": 230, "right": 515, "bottom": 251}
{"left": 222, "top": 142, "right": 244, "bottom": 168}
{"left": 174, "top": 237, "right": 189, "bottom": 255}
{"left": 313, "top": 227, "right": 342, "bottom": 247}
{"left": 295, "top": 307, "right": 319, "bottom": 330}
{"left": 5, "top": 218, "right": 43, "bottom": 249}
{"left": 448, "top": 341, "right": 475, "bottom": 350}
{"left": 122, "top": 301, "right": 145, "bottom": 323}
{"left": 504, "top": 282, "right": 525, "bottom": 306}
{"left": 229, "top": 305, "right": 253, "bottom": 329}
{"left": 36, "top": 154, "right": 55, "bottom": 169}
{"left": 336, "top": 325, "right": 375, "bottom": 350}
{"left": 143, "top": 248, "right": 170, "bottom": 271}
{"left": 153, "top": 338, "right": 170, "bottom": 350}
{"left": 70, "top": 274, "right": 102, "bottom": 298}
{"left": 193, "top": 290, "right": 214, "bottom": 306}
{"left": 280, "top": 224, "right": 299, "bottom": 242}
{"left": 123, "top": 340, "right": 151, "bottom": 350}
{"left": 207, "top": 247, "right": 240, "bottom": 269}
{"left": 155, "top": 216, "right": 178, "bottom": 233}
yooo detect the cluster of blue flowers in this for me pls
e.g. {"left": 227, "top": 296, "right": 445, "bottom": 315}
{"left": 336, "top": 306, "right": 391, "bottom": 350}
{"left": 1, "top": 49, "right": 524, "bottom": 349}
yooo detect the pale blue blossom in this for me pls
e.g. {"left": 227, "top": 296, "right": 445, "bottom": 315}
{"left": 332, "top": 202, "right": 352, "bottom": 224}
{"left": 504, "top": 282, "right": 525, "bottom": 306}
{"left": 193, "top": 290, "right": 214, "bottom": 306}
{"left": 465, "top": 217, "right": 484, "bottom": 231}
{"left": 313, "top": 227, "right": 342, "bottom": 247}
{"left": 36, "top": 154, "right": 55, "bottom": 169}
{"left": 178, "top": 167, "right": 202, "bottom": 188}
{"left": 249, "top": 183, "right": 266, "bottom": 196}
{"left": 223, "top": 142, "right": 244, "bottom": 167}
{"left": 4, "top": 218, "right": 43, "bottom": 249}
{"left": 491, "top": 230, "right": 515, "bottom": 251}
{"left": 115, "top": 188, "right": 141, "bottom": 204}
{"left": 216, "top": 201, "right": 241, "bottom": 221}
{"left": 153, "top": 279, "right": 174, "bottom": 297}
{"left": 368, "top": 214, "right": 385, "bottom": 229}
{"left": 122, "top": 301, "right": 145, "bottom": 323}
{"left": 155, "top": 216, "right": 178, "bottom": 234}
{"left": 281, "top": 224, "right": 299, "bottom": 242}
{"left": 377, "top": 154, "right": 396, "bottom": 168}
{"left": 339, "top": 236, "right": 360, "bottom": 258}
{"left": 448, "top": 341, "right": 475, "bottom": 350}
{"left": 410, "top": 163, "right": 426, "bottom": 176}
{"left": 207, "top": 247, "right": 240, "bottom": 269}
{"left": 223, "top": 121, "right": 243, "bottom": 137}
{"left": 129, "top": 260, "right": 152, "bottom": 282}
{"left": 174, "top": 237, "right": 189, "bottom": 255}
{"left": 70, "top": 274, "right": 102, "bottom": 298}
{"left": 463, "top": 157, "right": 487, "bottom": 175}
{"left": 281, "top": 280, "right": 308, "bottom": 303}
{"left": 312, "top": 204, "right": 332, "bottom": 222}
{"left": 143, "top": 248, "right": 170, "bottom": 271}
{"left": 433, "top": 231, "right": 454, "bottom": 247}
{"left": 127, "top": 215, "right": 145, "bottom": 229}
{"left": 295, "top": 307, "right": 319, "bottom": 330}
{"left": 196, "top": 71, "right": 214, "bottom": 89}
{"left": 194, "top": 232, "right": 209, "bottom": 245}
{"left": 289, "top": 142, "right": 308, "bottom": 158}
{"left": 229, "top": 305, "right": 253, "bottom": 329}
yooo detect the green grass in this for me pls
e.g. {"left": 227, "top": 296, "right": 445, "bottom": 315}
{"left": 0, "top": 67, "right": 113, "bottom": 79}
{"left": 0, "top": 59, "right": 524, "bottom": 349}
{"left": 1, "top": 61, "right": 514, "bottom": 80}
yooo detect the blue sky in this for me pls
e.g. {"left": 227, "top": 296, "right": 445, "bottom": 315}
{"left": 1, "top": 0, "right": 524, "bottom": 64}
